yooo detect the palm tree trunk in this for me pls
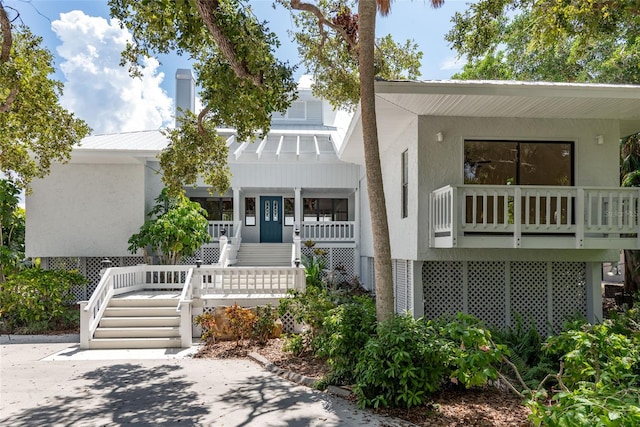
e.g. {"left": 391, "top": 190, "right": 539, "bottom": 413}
{"left": 358, "top": 0, "right": 394, "bottom": 322}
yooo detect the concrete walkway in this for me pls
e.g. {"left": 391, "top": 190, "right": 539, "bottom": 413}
{"left": 0, "top": 337, "right": 407, "bottom": 426}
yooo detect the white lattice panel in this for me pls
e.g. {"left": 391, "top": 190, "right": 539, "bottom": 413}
{"left": 331, "top": 247, "right": 355, "bottom": 280}
{"left": 201, "top": 307, "right": 296, "bottom": 334}
{"left": 468, "top": 261, "right": 506, "bottom": 329}
{"left": 511, "top": 261, "right": 548, "bottom": 333}
{"left": 552, "top": 262, "right": 587, "bottom": 332}
{"left": 423, "top": 261, "right": 463, "bottom": 319}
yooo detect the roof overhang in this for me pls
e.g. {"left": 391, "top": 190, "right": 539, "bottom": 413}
{"left": 341, "top": 80, "right": 640, "bottom": 163}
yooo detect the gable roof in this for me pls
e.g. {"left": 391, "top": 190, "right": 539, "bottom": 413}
{"left": 341, "top": 80, "right": 640, "bottom": 163}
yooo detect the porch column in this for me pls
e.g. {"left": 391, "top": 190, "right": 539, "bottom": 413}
{"left": 585, "top": 262, "right": 603, "bottom": 323}
{"left": 294, "top": 187, "right": 302, "bottom": 228}
{"left": 354, "top": 186, "right": 360, "bottom": 278}
{"left": 233, "top": 187, "right": 241, "bottom": 225}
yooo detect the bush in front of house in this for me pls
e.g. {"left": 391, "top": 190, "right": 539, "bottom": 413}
{"left": 353, "top": 313, "right": 505, "bottom": 409}
{"left": 0, "top": 268, "right": 87, "bottom": 333}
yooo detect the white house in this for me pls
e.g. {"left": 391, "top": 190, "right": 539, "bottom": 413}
{"left": 24, "top": 75, "right": 640, "bottom": 347}
{"left": 343, "top": 79, "right": 640, "bottom": 334}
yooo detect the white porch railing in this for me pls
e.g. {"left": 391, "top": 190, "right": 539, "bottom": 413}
{"left": 207, "top": 221, "right": 234, "bottom": 241}
{"left": 197, "top": 266, "right": 306, "bottom": 296}
{"left": 80, "top": 265, "right": 192, "bottom": 349}
{"left": 80, "top": 262, "right": 305, "bottom": 349}
{"left": 430, "top": 185, "right": 640, "bottom": 249}
{"left": 300, "top": 221, "right": 356, "bottom": 242}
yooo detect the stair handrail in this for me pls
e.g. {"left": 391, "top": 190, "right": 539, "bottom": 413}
{"left": 176, "top": 267, "right": 195, "bottom": 312}
{"left": 231, "top": 220, "right": 242, "bottom": 246}
{"left": 80, "top": 266, "right": 117, "bottom": 348}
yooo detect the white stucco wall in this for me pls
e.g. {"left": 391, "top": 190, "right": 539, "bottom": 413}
{"left": 26, "top": 163, "right": 146, "bottom": 257}
{"left": 414, "top": 115, "right": 621, "bottom": 262}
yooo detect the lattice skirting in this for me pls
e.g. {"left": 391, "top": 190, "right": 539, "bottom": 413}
{"left": 201, "top": 306, "right": 297, "bottom": 334}
{"left": 422, "top": 261, "right": 587, "bottom": 334}
{"left": 301, "top": 245, "right": 356, "bottom": 283}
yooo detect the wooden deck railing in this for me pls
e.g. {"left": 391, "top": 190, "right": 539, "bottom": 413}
{"left": 300, "top": 221, "right": 355, "bottom": 242}
{"left": 430, "top": 185, "right": 640, "bottom": 249}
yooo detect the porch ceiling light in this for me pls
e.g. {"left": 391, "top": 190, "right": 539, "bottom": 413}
{"left": 596, "top": 135, "right": 604, "bottom": 145}
{"left": 436, "top": 131, "right": 444, "bottom": 142}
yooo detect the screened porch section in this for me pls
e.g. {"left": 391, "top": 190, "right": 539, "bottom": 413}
{"left": 430, "top": 185, "right": 640, "bottom": 249}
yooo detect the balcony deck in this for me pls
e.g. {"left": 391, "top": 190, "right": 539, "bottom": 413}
{"left": 430, "top": 185, "right": 640, "bottom": 249}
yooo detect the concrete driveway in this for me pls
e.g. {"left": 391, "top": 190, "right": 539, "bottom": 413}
{"left": 0, "top": 338, "right": 404, "bottom": 426}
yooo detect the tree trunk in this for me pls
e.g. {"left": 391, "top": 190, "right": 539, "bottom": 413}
{"left": 358, "top": 0, "right": 394, "bottom": 322}
{"left": 623, "top": 249, "right": 639, "bottom": 295}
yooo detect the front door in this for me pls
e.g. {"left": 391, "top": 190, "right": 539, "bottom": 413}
{"left": 260, "top": 196, "right": 282, "bottom": 243}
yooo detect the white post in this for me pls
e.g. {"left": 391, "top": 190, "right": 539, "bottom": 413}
{"left": 354, "top": 186, "right": 360, "bottom": 277}
{"left": 79, "top": 301, "right": 90, "bottom": 349}
{"left": 585, "top": 262, "right": 603, "bottom": 323}
{"left": 233, "top": 187, "right": 241, "bottom": 225}
{"left": 180, "top": 301, "right": 192, "bottom": 348}
{"left": 576, "top": 188, "right": 585, "bottom": 248}
{"left": 294, "top": 187, "right": 302, "bottom": 229}
{"left": 293, "top": 227, "right": 302, "bottom": 264}
{"left": 513, "top": 187, "right": 521, "bottom": 248}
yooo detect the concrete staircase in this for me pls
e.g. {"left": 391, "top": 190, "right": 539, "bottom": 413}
{"left": 91, "top": 293, "right": 182, "bottom": 349}
{"left": 234, "top": 243, "right": 292, "bottom": 267}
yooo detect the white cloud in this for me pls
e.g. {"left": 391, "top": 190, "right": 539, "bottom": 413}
{"left": 440, "top": 56, "right": 465, "bottom": 72}
{"left": 52, "top": 11, "right": 174, "bottom": 134}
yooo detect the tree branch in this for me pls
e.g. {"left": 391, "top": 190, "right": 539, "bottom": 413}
{"left": 193, "top": 0, "right": 263, "bottom": 86}
{"left": 197, "top": 104, "right": 211, "bottom": 135}
{"left": 0, "top": 3, "right": 18, "bottom": 113}
{"left": 290, "top": 1, "right": 358, "bottom": 52}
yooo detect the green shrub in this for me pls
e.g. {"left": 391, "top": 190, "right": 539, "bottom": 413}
{"left": 0, "top": 268, "right": 87, "bottom": 333}
{"left": 353, "top": 313, "right": 507, "bottom": 409}
{"left": 193, "top": 312, "right": 217, "bottom": 345}
{"left": 252, "top": 304, "right": 278, "bottom": 345}
{"left": 282, "top": 333, "right": 307, "bottom": 356}
{"left": 527, "top": 320, "right": 640, "bottom": 426}
{"left": 278, "top": 285, "right": 335, "bottom": 339}
{"left": 354, "top": 315, "right": 450, "bottom": 408}
{"left": 316, "top": 295, "right": 376, "bottom": 385}
{"left": 225, "top": 303, "right": 256, "bottom": 347}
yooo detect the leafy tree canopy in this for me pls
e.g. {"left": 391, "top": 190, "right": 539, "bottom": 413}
{"left": 446, "top": 0, "right": 640, "bottom": 84}
{"left": 0, "top": 178, "right": 24, "bottom": 282}
{"left": 0, "top": 4, "right": 91, "bottom": 191}
{"left": 278, "top": 0, "right": 424, "bottom": 110}
{"left": 109, "top": 0, "right": 298, "bottom": 195}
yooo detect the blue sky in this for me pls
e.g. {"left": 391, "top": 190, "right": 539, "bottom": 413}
{"left": 5, "top": 0, "right": 472, "bottom": 134}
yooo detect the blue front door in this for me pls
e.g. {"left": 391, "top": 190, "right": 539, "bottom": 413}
{"left": 260, "top": 196, "right": 282, "bottom": 243}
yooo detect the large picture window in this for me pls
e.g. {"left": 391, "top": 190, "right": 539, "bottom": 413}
{"left": 464, "top": 140, "right": 573, "bottom": 186}
{"left": 191, "top": 197, "right": 233, "bottom": 221}
{"left": 303, "top": 198, "right": 348, "bottom": 222}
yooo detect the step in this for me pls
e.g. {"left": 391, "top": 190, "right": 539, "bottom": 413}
{"left": 94, "top": 326, "right": 180, "bottom": 339}
{"left": 109, "top": 297, "right": 179, "bottom": 308}
{"left": 89, "top": 337, "right": 182, "bottom": 349}
{"left": 99, "top": 316, "right": 181, "bottom": 328}
{"left": 103, "top": 306, "right": 177, "bottom": 317}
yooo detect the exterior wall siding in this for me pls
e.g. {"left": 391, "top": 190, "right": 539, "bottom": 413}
{"left": 26, "top": 163, "right": 146, "bottom": 257}
{"left": 229, "top": 163, "right": 359, "bottom": 189}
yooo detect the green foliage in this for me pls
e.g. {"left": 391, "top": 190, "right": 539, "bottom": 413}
{"left": 225, "top": 303, "right": 256, "bottom": 347}
{"left": 252, "top": 304, "right": 278, "bottom": 345}
{"left": 527, "top": 319, "right": 640, "bottom": 426}
{"left": 278, "top": 285, "right": 336, "bottom": 338}
{"left": 315, "top": 295, "right": 376, "bottom": 385}
{"left": 108, "top": 0, "right": 297, "bottom": 193}
{"left": 160, "top": 112, "right": 230, "bottom": 197}
{"left": 0, "top": 23, "right": 91, "bottom": 191}
{"left": 0, "top": 179, "right": 25, "bottom": 281}
{"left": 193, "top": 312, "right": 217, "bottom": 345}
{"left": 303, "top": 252, "right": 326, "bottom": 288}
{"left": 282, "top": 333, "right": 306, "bottom": 357}
{"left": 492, "top": 316, "right": 557, "bottom": 389}
{"left": 280, "top": 0, "right": 423, "bottom": 110}
{"left": 0, "top": 268, "right": 87, "bottom": 333}
{"left": 353, "top": 313, "right": 505, "bottom": 409}
{"left": 128, "top": 188, "right": 210, "bottom": 264}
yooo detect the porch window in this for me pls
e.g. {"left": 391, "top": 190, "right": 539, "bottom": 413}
{"left": 191, "top": 197, "right": 233, "bottom": 221}
{"left": 284, "top": 198, "right": 295, "bottom": 226}
{"left": 245, "top": 197, "right": 256, "bottom": 226}
{"left": 401, "top": 150, "right": 408, "bottom": 218}
{"left": 303, "top": 198, "right": 348, "bottom": 221}
{"left": 464, "top": 140, "right": 573, "bottom": 186}
{"left": 463, "top": 140, "right": 574, "bottom": 225}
